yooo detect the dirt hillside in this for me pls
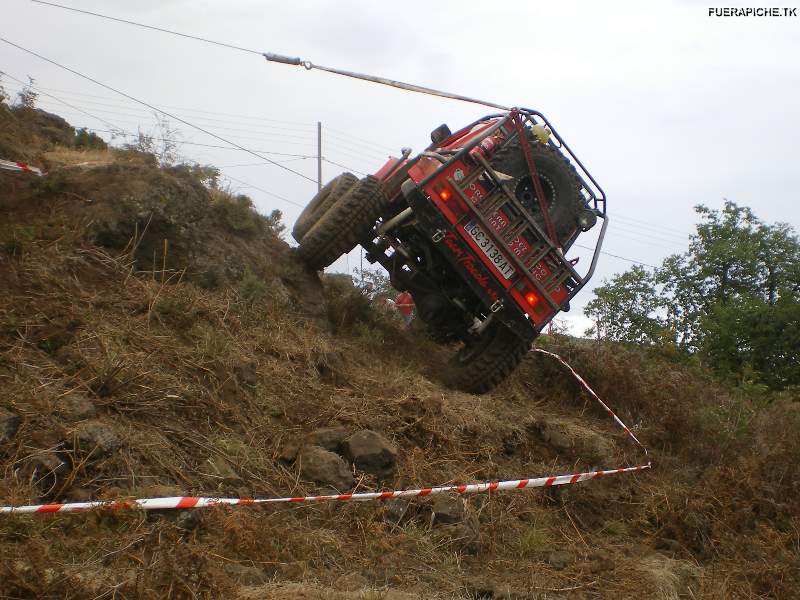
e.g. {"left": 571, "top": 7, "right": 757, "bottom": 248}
{"left": 0, "top": 102, "right": 798, "bottom": 599}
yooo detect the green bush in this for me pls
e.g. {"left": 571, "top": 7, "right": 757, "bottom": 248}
{"left": 213, "top": 193, "right": 264, "bottom": 237}
{"left": 237, "top": 268, "right": 267, "bottom": 304}
{"left": 74, "top": 128, "right": 107, "bottom": 150}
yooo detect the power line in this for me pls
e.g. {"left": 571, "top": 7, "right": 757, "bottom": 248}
{"left": 574, "top": 244, "right": 659, "bottom": 269}
{"left": 31, "top": 0, "right": 263, "bottom": 55}
{"left": 0, "top": 70, "right": 124, "bottom": 132}
{"left": 0, "top": 37, "right": 317, "bottom": 184}
{"left": 323, "top": 126, "right": 397, "bottom": 154}
{"left": 610, "top": 226, "right": 687, "bottom": 252}
{"left": 322, "top": 157, "right": 367, "bottom": 176}
{"left": 18, "top": 96, "right": 321, "bottom": 143}
{"left": 3, "top": 82, "right": 317, "bottom": 127}
{"left": 75, "top": 127, "right": 315, "bottom": 158}
{"left": 223, "top": 174, "right": 303, "bottom": 208}
{"left": 614, "top": 214, "right": 693, "bottom": 237}
{"left": 217, "top": 158, "right": 312, "bottom": 168}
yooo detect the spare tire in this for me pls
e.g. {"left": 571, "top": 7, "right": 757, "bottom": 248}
{"left": 297, "top": 175, "right": 388, "bottom": 271}
{"left": 292, "top": 172, "right": 358, "bottom": 243}
{"left": 440, "top": 320, "right": 531, "bottom": 394}
{"left": 491, "top": 135, "right": 585, "bottom": 244}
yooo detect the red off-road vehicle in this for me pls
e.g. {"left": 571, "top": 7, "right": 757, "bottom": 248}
{"left": 293, "top": 108, "right": 607, "bottom": 393}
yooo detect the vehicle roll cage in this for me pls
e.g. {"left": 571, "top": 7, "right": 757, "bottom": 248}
{"left": 415, "top": 108, "right": 608, "bottom": 298}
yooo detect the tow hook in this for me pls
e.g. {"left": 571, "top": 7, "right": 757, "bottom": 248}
{"left": 432, "top": 229, "right": 446, "bottom": 243}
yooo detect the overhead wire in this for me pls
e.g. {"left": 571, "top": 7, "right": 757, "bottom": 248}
{"left": 573, "top": 244, "right": 658, "bottom": 269}
{"left": 0, "top": 37, "right": 318, "bottom": 184}
{"left": 222, "top": 174, "right": 303, "bottom": 208}
{"left": 2, "top": 82, "right": 317, "bottom": 127}
{"left": 30, "top": 0, "right": 264, "bottom": 56}
{"left": 12, "top": 7, "right": 678, "bottom": 268}
{"left": 322, "top": 158, "right": 367, "bottom": 176}
{"left": 0, "top": 70, "right": 124, "bottom": 133}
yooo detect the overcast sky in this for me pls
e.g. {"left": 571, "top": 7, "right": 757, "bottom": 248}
{"left": 2, "top": 0, "right": 798, "bottom": 334}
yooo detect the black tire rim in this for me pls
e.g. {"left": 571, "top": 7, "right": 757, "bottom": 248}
{"left": 514, "top": 173, "right": 557, "bottom": 215}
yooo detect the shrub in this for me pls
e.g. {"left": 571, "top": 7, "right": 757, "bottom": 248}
{"left": 237, "top": 268, "right": 267, "bottom": 304}
{"left": 74, "top": 128, "right": 107, "bottom": 150}
{"left": 213, "top": 193, "right": 264, "bottom": 237}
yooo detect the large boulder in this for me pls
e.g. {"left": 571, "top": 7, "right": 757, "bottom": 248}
{"left": 307, "top": 426, "right": 349, "bottom": 452}
{"left": 299, "top": 445, "right": 353, "bottom": 491}
{"left": 71, "top": 421, "right": 122, "bottom": 456}
{"left": 342, "top": 430, "right": 398, "bottom": 478}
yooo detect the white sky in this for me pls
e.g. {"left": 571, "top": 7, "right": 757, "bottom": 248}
{"left": 2, "top": 0, "right": 799, "bottom": 335}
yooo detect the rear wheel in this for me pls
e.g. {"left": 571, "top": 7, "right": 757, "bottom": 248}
{"left": 441, "top": 320, "right": 531, "bottom": 393}
{"left": 292, "top": 173, "right": 358, "bottom": 242}
{"left": 491, "top": 135, "right": 585, "bottom": 244}
{"left": 297, "top": 175, "right": 388, "bottom": 270}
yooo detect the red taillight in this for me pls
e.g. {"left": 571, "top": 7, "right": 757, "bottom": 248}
{"left": 439, "top": 188, "right": 451, "bottom": 201}
{"left": 525, "top": 292, "right": 539, "bottom": 305}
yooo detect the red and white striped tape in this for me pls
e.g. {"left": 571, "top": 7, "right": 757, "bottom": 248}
{"left": 0, "top": 349, "right": 650, "bottom": 515}
{"left": 0, "top": 158, "right": 45, "bottom": 176}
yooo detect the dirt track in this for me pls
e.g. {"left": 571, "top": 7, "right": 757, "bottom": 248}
{"left": 0, "top": 103, "right": 798, "bottom": 599}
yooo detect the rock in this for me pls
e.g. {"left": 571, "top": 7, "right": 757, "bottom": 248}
{"left": 205, "top": 455, "right": 243, "bottom": 486}
{"left": 55, "top": 394, "right": 96, "bottom": 421}
{"left": 0, "top": 407, "right": 21, "bottom": 443}
{"left": 437, "top": 510, "right": 482, "bottom": 555}
{"left": 307, "top": 426, "right": 348, "bottom": 452}
{"left": 530, "top": 419, "right": 572, "bottom": 452}
{"left": 24, "top": 453, "right": 68, "bottom": 494}
{"left": 72, "top": 421, "right": 122, "bottom": 456}
{"left": 342, "top": 430, "right": 398, "bottom": 478}
{"left": 278, "top": 441, "right": 300, "bottom": 463}
{"left": 299, "top": 445, "right": 353, "bottom": 491}
{"left": 382, "top": 498, "right": 413, "bottom": 524}
{"left": 431, "top": 494, "right": 465, "bottom": 525}
{"left": 175, "top": 510, "right": 202, "bottom": 532}
{"left": 547, "top": 550, "right": 574, "bottom": 570}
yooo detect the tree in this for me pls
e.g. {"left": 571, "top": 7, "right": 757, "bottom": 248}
{"left": 353, "top": 266, "right": 396, "bottom": 300}
{"left": 584, "top": 266, "right": 667, "bottom": 344}
{"left": 585, "top": 201, "right": 800, "bottom": 388}
{"left": 15, "top": 76, "right": 37, "bottom": 108}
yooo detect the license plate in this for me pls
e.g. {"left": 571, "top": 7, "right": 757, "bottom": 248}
{"left": 464, "top": 221, "right": 516, "bottom": 280}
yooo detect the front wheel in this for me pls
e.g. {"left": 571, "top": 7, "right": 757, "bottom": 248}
{"left": 296, "top": 175, "right": 387, "bottom": 271}
{"left": 440, "top": 321, "right": 531, "bottom": 393}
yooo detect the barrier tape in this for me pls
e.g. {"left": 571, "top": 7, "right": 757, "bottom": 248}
{"left": 0, "top": 349, "right": 650, "bottom": 515}
{"left": 0, "top": 158, "right": 45, "bottom": 176}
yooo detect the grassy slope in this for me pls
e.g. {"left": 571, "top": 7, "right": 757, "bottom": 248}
{"left": 0, "top": 103, "right": 798, "bottom": 599}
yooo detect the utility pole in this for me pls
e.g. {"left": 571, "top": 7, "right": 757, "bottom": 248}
{"left": 317, "top": 121, "right": 322, "bottom": 192}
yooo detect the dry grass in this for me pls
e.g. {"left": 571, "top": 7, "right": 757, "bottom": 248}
{"left": 0, "top": 107, "right": 798, "bottom": 599}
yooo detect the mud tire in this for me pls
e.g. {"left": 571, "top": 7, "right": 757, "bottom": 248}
{"left": 292, "top": 173, "right": 358, "bottom": 243}
{"left": 441, "top": 321, "right": 531, "bottom": 394}
{"left": 491, "top": 135, "right": 585, "bottom": 243}
{"left": 297, "top": 175, "right": 387, "bottom": 271}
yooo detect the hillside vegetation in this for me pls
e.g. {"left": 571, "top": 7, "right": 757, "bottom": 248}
{"left": 0, "top": 101, "right": 798, "bottom": 599}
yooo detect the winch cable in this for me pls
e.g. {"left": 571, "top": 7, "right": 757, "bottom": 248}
{"left": 262, "top": 53, "right": 511, "bottom": 111}
{"left": 30, "top": 0, "right": 512, "bottom": 112}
